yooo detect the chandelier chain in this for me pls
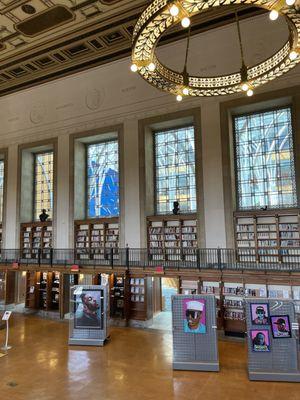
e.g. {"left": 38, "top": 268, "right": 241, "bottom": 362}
{"left": 183, "top": 25, "right": 192, "bottom": 74}
{"left": 235, "top": 10, "right": 246, "bottom": 67}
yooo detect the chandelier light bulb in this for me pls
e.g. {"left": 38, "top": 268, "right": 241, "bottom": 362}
{"left": 170, "top": 4, "right": 179, "bottom": 17}
{"left": 176, "top": 94, "right": 183, "bottom": 102}
{"left": 130, "top": 63, "right": 138, "bottom": 72}
{"left": 181, "top": 17, "right": 191, "bottom": 28}
{"left": 182, "top": 87, "right": 189, "bottom": 95}
{"left": 246, "top": 89, "right": 254, "bottom": 97}
{"left": 289, "top": 50, "right": 298, "bottom": 60}
{"left": 286, "top": 0, "right": 295, "bottom": 5}
{"left": 241, "top": 83, "right": 249, "bottom": 92}
{"left": 148, "top": 62, "right": 156, "bottom": 71}
{"left": 269, "top": 10, "right": 279, "bottom": 21}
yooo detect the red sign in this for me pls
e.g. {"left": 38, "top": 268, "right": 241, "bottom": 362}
{"left": 12, "top": 262, "right": 19, "bottom": 270}
{"left": 155, "top": 265, "right": 164, "bottom": 274}
{"left": 70, "top": 264, "right": 79, "bottom": 272}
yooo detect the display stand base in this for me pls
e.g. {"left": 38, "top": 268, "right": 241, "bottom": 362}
{"left": 68, "top": 338, "right": 106, "bottom": 347}
{"left": 173, "top": 361, "right": 220, "bottom": 372}
{"left": 249, "top": 371, "right": 300, "bottom": 382}
{"left": 1, "top": 345, "right": 12, "bottom": 351}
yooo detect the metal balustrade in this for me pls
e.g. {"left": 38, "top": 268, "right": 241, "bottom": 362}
{"left": 1, "top": 247, "right": 300, "bottom": 272}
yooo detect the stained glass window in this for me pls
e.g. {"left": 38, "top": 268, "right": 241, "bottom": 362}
{"left": 154, "top": 126, "right": 196, "bottom": 214}
{"left": 0, "top": 160, "right": 4, "bottom": 222}
{"left": 34, "top": 152, "right": 54, "bottom": 220}
{"left": 87, "top": 140, "right": 119, "bottom": 218}
{"left": 234, "top": 107, "right": 297, "bottom": 210}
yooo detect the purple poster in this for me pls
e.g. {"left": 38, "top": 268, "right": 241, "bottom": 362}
{"left": 251, "top": 329, "right": 271, "bottom": 352}
{"left": 271, "top": 315, "right": 292, "bottom": 338}
{"left": 183, "top": 299, "right": 206, "bottom": 334}
{"left": 250, "top": 303, "right": 269, "bottom": 325}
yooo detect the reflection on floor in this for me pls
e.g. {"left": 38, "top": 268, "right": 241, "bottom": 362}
{"left": 0, "top": 314, "right": 300, "bottom": 400}
{"left": 149, "top": 311, "right": 172, "bottom": 331}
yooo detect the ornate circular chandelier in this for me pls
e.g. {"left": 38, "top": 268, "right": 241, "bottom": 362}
{"left": 130, "top": 0, "right": 300, "bottom": 100}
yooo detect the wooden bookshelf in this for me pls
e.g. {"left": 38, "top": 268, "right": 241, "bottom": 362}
{"left": 129, "top": 276, "right": 152, "bottom": 321}
{"left": 0, "top": 271, "right": 16, "bottom": 305}
{"left": 179, "top": 279, "right": 199, "bottom": 295}
{"left": 25, "top": 271, "right": 38, "bottom": 308}
{"left": 201, "top": 281, "right": 223, "bottom": 329}
{"left": 234, "top": 209, "right": 300, "bottom": 264}
{"left": 74, "top": 218, "right": 119, "bottom": 261}
{"left": 93, "top": 272, "right": 129, "bottom": 319}
{"left": 20, "top": 222, "right": 52, "bottom": 260}
{"left": 147, "top": 215, "right": 197, "bottom": 261}
{"left": 25, "top": 271, "right": 61, "bottom": 312}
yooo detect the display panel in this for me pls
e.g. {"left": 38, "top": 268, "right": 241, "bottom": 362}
{"left": 87, "top": 140, "right": 119, "bottom": 218}
{"left": 69, "top": 285, "right": 109, "bottom": 347}
{"left": 154, "top": 126, "right": 196, "bottom": 214}
{"left": 245, "top": 299, "right": 300, "bottom": 382}
{"left": 172, "top": 295, "right": 219, "bottom": 371}
{"left": 234, "top": 108, "right": 297, "bottom": 210}
{"left": 34, "top": 151, "right": 54, "bottom": 220}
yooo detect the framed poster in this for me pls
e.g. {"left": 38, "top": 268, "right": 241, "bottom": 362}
{"left": 74, "top": 288, "right": 102, "bottom": 329}
{"left": 251, "top": 329, "right": 271, "bottom": 352}
{"left": 250, "top": 303, "right": 269, "bottom": 325}
{"left": 183, "top": 299, "right": 206, "bottom": 334}
{"left": 271, "top": 315, "right": 292, "bottom": 339}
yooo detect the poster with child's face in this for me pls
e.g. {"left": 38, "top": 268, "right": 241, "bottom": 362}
{"left": 250, "top": 303, "right": 269, "bottom": 325}
{"left": 183, "top": 299, "right": 206, "bottom": 334}
{"left": 251, "top": 329, "right": 270, "bottom": 352}
{"left": 271, "top": 315, "right": 291, "bottom": 339}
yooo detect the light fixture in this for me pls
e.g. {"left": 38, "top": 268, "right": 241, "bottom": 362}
{"left": 289, "top": 50, "right": 298, "bottom": 60}
{"left": 241, "top": 83, "right": 249, "bottom": 92}
{"left": 182, "top": 87, "right": 189, "bottom": 95}
{"left": 148, "top": 62, "right": 156, "bottom": 71}
{"left": 269, "top": 10, "right": 279, "bottom": 20}
{"left": 176, "top": 94, "right": 183, "bottom": 101}
{"left": 247, "top": 89, "right": 254, "bottom": 97}
{"left": 286, "top": 0, "right": 295, "bottom": 5}
{"left": 131, "top": 0, "right": 300, "bottom": 97}
{"left": 130, "top": 63, "right": 138, "bottom": 72}
{"left": 181, "top": 17, "right": 190, "bottom": 28}
{"left": 170, "top": 4, "right": 179, "bottom": 17}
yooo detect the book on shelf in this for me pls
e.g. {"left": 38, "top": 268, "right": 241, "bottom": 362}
{"left": 224, "top": 310, "right": 245, "bottom": 320}
{"left": 223, "top": 287, "right": 244, "bottom": 296}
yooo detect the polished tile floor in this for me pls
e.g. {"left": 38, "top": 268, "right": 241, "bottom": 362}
{"left": 0, "top": 314, "right": 299, "bottom": 400}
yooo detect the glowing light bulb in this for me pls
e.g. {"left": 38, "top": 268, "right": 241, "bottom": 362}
{"left": 130, "top": 64, "right": 138, "bottom": 72}
{"left": 170, "top": 4, "right": 179, "bottom": 17}
{"left": 269, "top": 10, "right": 279, "bottom": 21}
{"left": 241, "top": 83, "right": 249, "bottom": 92}
{"left": 176, "top": 94, "right": 183, "bottom": 102}
{"left": 247, "top": 89, "right": 254, "bottom": 97}
{"left": 182, "top": 87, "right": 189, "bottom": 95}
{"left": 289, "top": 50, "right": 298, "bottom": 61}
{"left": 181, "top": 17, "right": 191, "bottom": 28}
{"left": 286, "top": 0, "right": 295, "bottom": 5}
{"left": 148, "top": 62, "right": 156, "bottom": 71}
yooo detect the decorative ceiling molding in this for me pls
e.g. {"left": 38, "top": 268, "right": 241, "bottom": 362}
{"left": 0, "top": 0, "right": 264, "bottom": 96}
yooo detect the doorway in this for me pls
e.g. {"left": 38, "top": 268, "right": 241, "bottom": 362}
{"left": 150, "top": 277, "right": 178, "bottom": 331}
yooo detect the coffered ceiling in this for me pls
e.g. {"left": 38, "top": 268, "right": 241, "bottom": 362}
{"left": 0, "top": 0, "right": 264, "bottom": 96}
